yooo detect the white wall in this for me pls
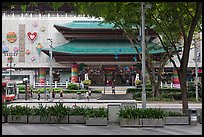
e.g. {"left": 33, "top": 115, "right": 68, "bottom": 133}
{"left": 2, "top": 13, "right": 101, "bottom": 68}
{"left": 165, "top": 32, "right": 202, "bottom": 68}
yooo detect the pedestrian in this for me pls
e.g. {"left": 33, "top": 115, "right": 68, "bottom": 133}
{"left": 126, "top": 79, "right": 129, "bottom": 86}
{"left": 46, "top": 90, "right": 50, "bottom": 100}
{"left": 86, "top": 91, "right": 89, "bottom": 101}
{"left": 37, "top": 91, "right": 40, "bottom": 100}
{"left": 30, "top": 89, "right": 33, "bottom": 100}
{"left": 88, "top": 88, "right": 91, "bottom": 97}
{"left": 60, "top": 90, "right": 63, "bottom": 102}
{"left": 112, "top": 84, "right": 115, "bottom": 95}
{"left": 52, "top": 90, "right": 55, "bottom": 100}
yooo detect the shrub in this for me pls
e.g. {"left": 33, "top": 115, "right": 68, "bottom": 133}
{"left": 2, "top": 103, "right": 9, "bottom": 116}
{"left": 18, "top": 85, "right": 25, "bottom": 90}
{"left": 118, "top": 107, "right": 165, "bottom": 119}
{"left": 67, "top": 83, "right": 79, "bottom": 90}
{"left": 135, "top": 80, "right": 141, "bottom": 85}
{"left": 165, "top": 111, "right": 183, "bottom": 117}
{"left": 85, "top": 107, "right": 108, "bottom": 118}
{"left": 82, "top": 79, "right": 91, "bottom": 85}
{"left": 118, "top": 107, "right": 140, "bottom": 119}
{"left": 69, "top": 106, "right": 86, "bottom": 116}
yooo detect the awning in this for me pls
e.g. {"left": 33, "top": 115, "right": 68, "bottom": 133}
{"left": 42, "top": 39, "right": 165, "bottom": 55}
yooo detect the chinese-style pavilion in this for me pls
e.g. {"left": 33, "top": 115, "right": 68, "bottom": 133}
{"left": 42, "top": 21, "right": 165, "bottom": 86}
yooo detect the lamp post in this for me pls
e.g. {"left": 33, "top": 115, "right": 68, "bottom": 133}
{"left": 7, "top": 56, "right": 16, "bottom": 81}
{"left": 47, "top": 38, "right": 53, "bottom": 101}
{"left": 141, "top": 2, "right": 146, "bottom": 109}
{"left": 141, "top": 2, "right": 151, "bottom": 109}
{"left": 4, "top": 53, "right": 18, "bottom": 81}
{"left": 23, "top": 78, "right": 28, "bottom": 100}
{"left": 193, "top": 35, "right": 200, "bottom": 102}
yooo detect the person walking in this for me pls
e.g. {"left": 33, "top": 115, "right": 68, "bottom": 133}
{"left": 52, "top": 90, "right": 55, "bottom": 101}
{"left": 88, "top": 89, "right": 91, "bottom": 97}
{"left": 30, "top": 89, "right": 33, "bottom": 100}
{"left": 37, "top": 91, "right": 40, "bottom": 100}
{"left": 86, "top": 91, "right": 89, "bottom": 101}
{"left": 60, "top": 90, "right": 63, "bottom": 102}
{"left": 112, "top": 84, "right": 115, "bottom": 95}
{"left": 46, "top": 90, "right": 50, "bottom": 101}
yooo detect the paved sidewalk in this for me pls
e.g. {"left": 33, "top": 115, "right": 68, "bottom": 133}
{"left": 8, "top": 99, "right": 202, "bottom": 109}
{"left": 2, "top": 123, "right": 202, "bottom": 135}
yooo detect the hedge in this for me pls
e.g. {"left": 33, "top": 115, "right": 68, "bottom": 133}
{"left": 18, "top": 88, "right": 102, "bottom": 94}
{"left": 129, "top": 88, "right": 202, "bottom": 100}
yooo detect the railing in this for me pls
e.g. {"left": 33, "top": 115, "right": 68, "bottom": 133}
{"left": 2, "top": 12, "right": 84, "bottom": 18}
{"left": 34, "top": 82, "right": 66, "bottom": 88}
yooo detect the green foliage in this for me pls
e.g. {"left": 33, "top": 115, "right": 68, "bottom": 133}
{"left": 47, "top": 103, "right": 70, "bottom": 119}
{"left": 67, "top": 83, "right": 79, "bottom": 90}
{"left": 119, "top": 107, "right": 165, "bottom": 119}
{"left": 18, "top": 85, "right": 25, "bottom": 90}
{"left": 69, "top": 106, "right": 86, "bottom": 116}
{"left": 165, "top": 111, "right": 183, "bottom": 117}
{"left": 135, "top": 80, "right": 141, "bottom": 85}
{"left": 50, "top": 2, "right": 64, "bottom": 11}
{"left": 7, "top": 105, "right": 31, "bottom": 115}
{"left": 85, "top": 107, "right": 108, "bottom": 118}
{"left": 2, "top": 103, "right": 9, "bottom": 116}
{"left": 82, "top": 79, "right": 92, "bottom": 85}
{"left": 118, "top": 107, "right": 140, "bottom": 119}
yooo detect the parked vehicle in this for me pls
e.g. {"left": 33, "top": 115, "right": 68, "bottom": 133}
{"left": 2, "top": 81, "right": 16, "bottom": 102}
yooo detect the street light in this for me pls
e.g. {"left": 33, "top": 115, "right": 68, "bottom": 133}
{"left": 7, "top": 59, "right": 16, "bottom": 81}
{"left": 23, "top": 78, "right": 28, "bottom": 100}
{"left": 193, "top": 34, "right": 200, "bottom": 102}
{"left": 141, "top": 2, "right": 151, "bottom": 109}
{"left": 47, "top": 38, "right": 53, "bottom": 101}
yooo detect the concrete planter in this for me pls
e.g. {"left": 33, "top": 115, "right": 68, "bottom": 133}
{"left": 50, "top": 116, "right": 68, "bottom": 124}
{"left": 12, "top": 115, "right": 28, "bottom": 123}
{"left": 142, "top": 118, "right": 165, "bottom": 127}
{"left": 86, "top": 117, "right": 108, "bottom": 126}
{"left": 7, "top": 115, "right": 13, "bottom": 123}
{"left": 120, "top": 118, "right": 141, "bottom": 127}
{"left": 198, "top": 116, "right": 202, "bottom": 124}
{"left": 58, "top": 116, "right": 69, "bottom": 124}
{"left": 28, "top": 116, "right": 50, "bottom": 124}
{"left": 165, "top": 116, "right": 189, "bottom": 125}
{"left": 69, "top": 115, "right": 86, "bottom": 124}
{"left": 2, "top": 116, "right": 6, "bottom": 123}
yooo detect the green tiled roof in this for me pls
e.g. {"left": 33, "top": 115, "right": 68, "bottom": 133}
{"left": 55, "top": 21, "right": 116, "bottom": 29}
{"left": 42, "top": 39, "right": 165, "bottom": 55}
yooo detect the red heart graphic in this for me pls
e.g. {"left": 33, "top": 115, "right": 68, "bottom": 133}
{"left": 27, "top": 32, "right": 37, "bottom": 42}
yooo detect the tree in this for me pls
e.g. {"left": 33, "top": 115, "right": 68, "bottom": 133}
{"left": 73, "top": 2, "right": 176, "bottom": 98}
{"left": 73, "top": 2, "right": 202, "bottom": 115}
{"left": 146, "top": 2, "right": 202, "bottom": 115}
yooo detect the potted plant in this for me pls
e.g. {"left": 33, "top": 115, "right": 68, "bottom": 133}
{"left": 28, "top": 104, "right": 50, "bottom": 124}
{"left": 85, "top": 107, "right": 108, "bottom": 126}
{"left": 7, "top": 105, "right": 30, "bottom": 123}
{"left": 165, "top": 111, "right": 189, "bottom": 125}
{"left": 119, "top": 107, "right": 142, "bottom": 127}
{"left": 135, "top": 80, "right": 141, "bottom": 88}
{"left": 69, "top": 106, "right": 86, "bottom": 124}
{"left": 2, "top": 103, "right": 9, "bottom": 123}
{"left": 48, "top": 103, "right": 69, "bottom": 124}
{"left": 140, "top": 108, "right": 165, "bottom": 127}
{"left": 82, "top": 79, "right": 91, "bottom": 90}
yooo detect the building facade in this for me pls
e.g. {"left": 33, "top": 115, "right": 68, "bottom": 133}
{"left": 2, "top": 12, "right": 202, "bottom": 87}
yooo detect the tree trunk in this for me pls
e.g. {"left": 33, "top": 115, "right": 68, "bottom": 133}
{"left": 178, "top": 69, "right": 188, "bottom": 115}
